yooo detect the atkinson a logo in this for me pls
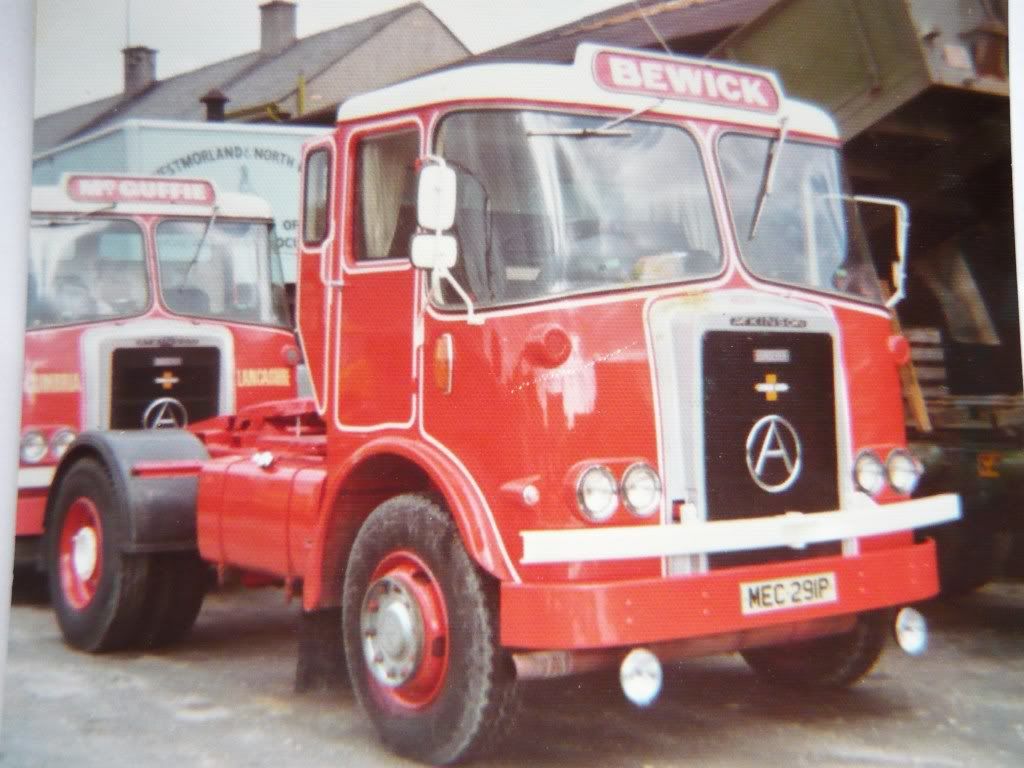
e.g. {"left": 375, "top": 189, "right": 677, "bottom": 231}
{"left": 142, "top": 397, "right": 188, "bottom": 429}
{"left": 744, "top": 414, "right": 803, "bottom": 493}
{"left": 729, "top": 316, "right": 808, "bottom": 329}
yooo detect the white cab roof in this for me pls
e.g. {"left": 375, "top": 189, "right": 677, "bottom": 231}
{"left": 338, "top": 43, "right": 838, "bottom": 139}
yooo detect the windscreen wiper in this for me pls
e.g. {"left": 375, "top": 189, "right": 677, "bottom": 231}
{"left": 748, "top": 117, "right": 789, "bottom": 240}
{"left": 526, "top": 98, "right": 665, "bottom": 138}
{"left": 34, "top": 202, "right": 118, "bottom": 225}
{"left": 179, "top": 206, "right": 219, "bottom": 287}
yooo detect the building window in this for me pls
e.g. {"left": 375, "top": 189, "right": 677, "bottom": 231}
{"left": 354, "top": 129, "right": 419, "bottom": 261}
{"left": 303, "top": 148, "right": 331, "bottom": 245}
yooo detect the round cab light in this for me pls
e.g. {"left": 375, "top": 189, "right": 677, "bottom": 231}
{"left": 853, "top": 450, "right": 886, "bottom": 496}
{"left": 886, "top": 449, "right": 923, "bottom": 495}
{"left": 622, "top": 463, "right": 662, "bottom": 517}
{"left": 50, "top": 428, "right": 77, "bottom": 459}
{"left": 20, "top": 430, "right": 47, "bottom": 464}
{"left": 576, "top": 466, "right": 618, "bottom": 522}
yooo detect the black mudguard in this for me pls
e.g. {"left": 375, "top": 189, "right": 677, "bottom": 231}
{"left": 46, "top": 430, "right": 210, "bottom": 554}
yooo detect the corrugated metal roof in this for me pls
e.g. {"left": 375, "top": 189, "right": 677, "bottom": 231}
{"left": 477, "top": 0, "right": 778, "bottom": 62}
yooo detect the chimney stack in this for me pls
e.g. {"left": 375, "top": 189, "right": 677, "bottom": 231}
{"left": 122, "top": 46, "right": 157, "bottom": 96}
{"left": 260, "top": 1, "right": 297, "bottom": 56}
{"left": 201, "top": 89, "right": 229, "bottom": 122}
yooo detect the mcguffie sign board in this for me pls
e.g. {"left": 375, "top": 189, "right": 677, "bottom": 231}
{"left": 67, "top": 175, "right": 216, "bottom": 205}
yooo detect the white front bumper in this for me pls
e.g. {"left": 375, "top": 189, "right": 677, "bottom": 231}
{"left": 18, "top": 466, "right": 57, "bottom": 490}
{"left": 519, "top": 493, "right": 961, "bottom": 565}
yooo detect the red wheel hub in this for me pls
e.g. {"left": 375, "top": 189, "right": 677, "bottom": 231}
{"left": 58, "top": 497, "right": 104, "bottom": 610}
{"left": 360, "top": 551, "right": 449, "bottom": 710}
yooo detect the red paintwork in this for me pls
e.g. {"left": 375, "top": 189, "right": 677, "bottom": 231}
{"left": 19, "top": 204, "right": 299, "bottom": 541}
{"left": 16, "top": 493, "right": 46, "bottom": 537}
{"left": 57, "top": 496, "right": 103, "bottom": 610}
{"left": 187, "top": 88, "right": 941, "bottom": 658}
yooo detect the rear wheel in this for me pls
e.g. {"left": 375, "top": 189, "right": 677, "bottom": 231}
{"left": 741, "top": 611, "right": 889, "bottom": 688}
{"left": 47, "top": 459, "right": 152, "bottom": 652}
{"left": 342, "top": 495, "right": 518, "bottom": 765}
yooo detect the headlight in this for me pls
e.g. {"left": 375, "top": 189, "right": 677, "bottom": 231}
{"left": 20, "top": 430, "right": 47, "bottom": 464}
{"left": 853, "top": 450, "right": 886, "bottom": 496}
{"left": 50, "top": 428, "right": 77, "bottom": 459}
{"left": 621, "top": 463, "right": 662, "bottom": 517}
{"left": 576, "top": 465, "right": 618, "bottom": 522}
{"left": 886, "top": 449, "right": 923, "bottom": 495}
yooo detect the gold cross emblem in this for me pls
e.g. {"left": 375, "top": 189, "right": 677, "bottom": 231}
{"left": 755, "top": 372, "right": 790, "bottom": 402}
{"left": 154, "top": 370, "right": 180, "bottom": 390}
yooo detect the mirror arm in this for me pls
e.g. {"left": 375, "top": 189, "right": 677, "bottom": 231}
{"left": 434, "top": 265, "right": 483, "bottom": 326}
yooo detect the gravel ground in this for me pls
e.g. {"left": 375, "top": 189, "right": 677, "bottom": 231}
{"left": 3, "top": 577, "right": 1023, "bottom": 767}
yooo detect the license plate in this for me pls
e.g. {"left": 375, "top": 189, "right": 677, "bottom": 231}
{"left": 740, "top": 571, "right": 837, "bottom": 615}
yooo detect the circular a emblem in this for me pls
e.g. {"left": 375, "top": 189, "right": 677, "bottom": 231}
{"left": 744, "top": 414, "right": 802, "bottom": 493}
{"left": 142, "top": 397, "right": 188, "bottom": 429}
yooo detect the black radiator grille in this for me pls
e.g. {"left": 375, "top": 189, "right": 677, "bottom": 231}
{"left": 702, "top": 331, "right": 840, "bottom": 569}
{"left": 110, "top": 346, "right": 220, "bottom": 429}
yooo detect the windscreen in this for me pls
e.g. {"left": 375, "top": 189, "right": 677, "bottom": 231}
{"left": 27, "top": 218, "right": 149, "bottom": 328}
{"left": 433, "top": 110, "right": 722, "bottom": 307}
{"left": 155, "top": 219, "right": 289, "bottom": 327}
{"left": 718, "top": 134, "right": 883, "bottom": 303}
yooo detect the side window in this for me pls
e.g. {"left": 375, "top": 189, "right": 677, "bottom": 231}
{"left": 303, "top": 148, "right": 331, "bottom": 245}
{"left": 354, "top": 129, "right": 419, "bottom": 261}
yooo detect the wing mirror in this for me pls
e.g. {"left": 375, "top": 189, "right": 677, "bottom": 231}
{"left": 410, "top": 157, "right": 482, "bottom": 324}
{"left": 411, "top": 160, "right": 458, "bottom": 272}
{"left": 416, "top": 163, "right": 456, "bottom": 231}
{"left": 823, "top": 193, "right": 910, "bottom": 309}
{"left": 852, "top": 195, "right": 909, "bottom": 309}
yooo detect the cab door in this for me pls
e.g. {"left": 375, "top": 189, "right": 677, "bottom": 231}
{"left": 295, "top": 138, "right": 337, "bottom": 415}
{"left": 333, "top": 121, "right": 421, "bottom": 430}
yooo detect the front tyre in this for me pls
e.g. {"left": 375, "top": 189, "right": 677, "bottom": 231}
{"left": 46, "top": 458, "right": 152, "bottom": 652}
{"left": 741, "top": 611, "right": 889, "bottom": 688}
{"left": 342, "top": 495, "right": 517, "bottom": 765}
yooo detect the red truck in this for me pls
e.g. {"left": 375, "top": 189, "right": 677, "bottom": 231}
{"left": 42, "top": 46, "right": 959, "bottom": 764}
{"left": 18, "top": 173, "right": 299, "bottom": 568}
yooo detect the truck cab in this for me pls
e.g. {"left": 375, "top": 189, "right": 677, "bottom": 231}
{"left": 18, "top": 174, "right": 298, "bottom": 564}
{"left": 43, "top": 47, "right": 960, "bottom": 765}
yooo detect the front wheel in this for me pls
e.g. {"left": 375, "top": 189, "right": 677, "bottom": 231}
{"left": 342, "top": 495, "right": 518, "bottom": 765}
{"left": 741, "top": 611, "right": 889, "bottom": 688}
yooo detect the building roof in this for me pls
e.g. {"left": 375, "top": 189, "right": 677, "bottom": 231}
{"left": 475, "top": 0, "right": 778, "bottom": 63}
{"left": 34, "top": 2, "right": 467, "bottom": 153}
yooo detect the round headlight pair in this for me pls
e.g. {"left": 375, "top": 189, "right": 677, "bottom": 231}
{"left": 576, "top": 464, "right": 662, "bottom": 522}
{"left": 20, "top": 428, "right": 76, "bottom": 464}
{"left": 853, "top": 448, "right": 922, "bottom": 496}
